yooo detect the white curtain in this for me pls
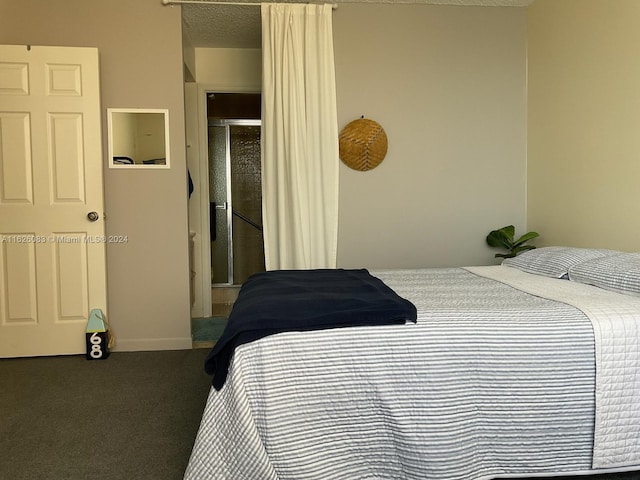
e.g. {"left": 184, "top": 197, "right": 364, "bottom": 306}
{"left": 261, "top": 3, "right": 339, "bottom": 270}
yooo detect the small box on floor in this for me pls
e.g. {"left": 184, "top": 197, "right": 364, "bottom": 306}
{"left": 86, "top": 309, "right": 111, "bottom": 360}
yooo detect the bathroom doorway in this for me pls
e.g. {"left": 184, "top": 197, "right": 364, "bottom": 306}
{"left": 207, "top": 93, "right": 264, "bottom": 288}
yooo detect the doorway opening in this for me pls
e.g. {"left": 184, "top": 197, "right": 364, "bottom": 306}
{"left": 203, "top": 93, "right": 264, "bottom": 334}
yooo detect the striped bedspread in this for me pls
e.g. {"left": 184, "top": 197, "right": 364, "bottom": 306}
{"left": 467, "top": 265, "right": 640, "bottom": 470}
{"left": 183, "top": 267, "right": 629, "bottom": 480}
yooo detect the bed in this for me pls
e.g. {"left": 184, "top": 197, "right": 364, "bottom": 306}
{"left": 184, "top": 247, "right": 640, "bottom": 480}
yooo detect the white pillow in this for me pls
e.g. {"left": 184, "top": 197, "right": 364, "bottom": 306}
{"left": 568, "top": 252, "right": 640, "bottom": 296}
{"left": 502, "top": 246, "right": 619, "bottom": 279}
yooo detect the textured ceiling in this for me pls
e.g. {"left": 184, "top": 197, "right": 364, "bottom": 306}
{"left": 180, "top": 0, "right": 533, "bottom": 49}
{"left": 182, "top": 3, "right": 262, "bottom": 49}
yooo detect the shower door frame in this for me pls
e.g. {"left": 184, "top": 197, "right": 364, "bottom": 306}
{"left": 209, "top": 119, "right": 262, "bottom": 287}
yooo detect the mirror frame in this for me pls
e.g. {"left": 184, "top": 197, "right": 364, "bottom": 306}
{"left": 107, "top": 108, "right": 170, "bottom": 169}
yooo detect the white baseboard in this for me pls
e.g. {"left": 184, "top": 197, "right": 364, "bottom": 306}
{"left": 112, "top": 337, "right": 193, "bottom": 352}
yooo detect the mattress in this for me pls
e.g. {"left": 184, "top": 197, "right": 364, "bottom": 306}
{"left": 184, "top": 267, "right": 640, "bottom": 480}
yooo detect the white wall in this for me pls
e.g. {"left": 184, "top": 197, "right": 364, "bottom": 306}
{"left": 333, "top": 4, "right": 528, "bottom": 268}
{"left": 111, "top": 112, "right": 136, "bottom": 159}
{"left": 195, "top": 48, "right": 262, "bottom": 88}
{"left": 527, "top": 0, "right": 640, "bottom": 251}
{"left": 134, "top": 113, "right": 166, "bottom": 162}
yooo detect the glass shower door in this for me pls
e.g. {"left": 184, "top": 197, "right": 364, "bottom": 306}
{"left": 209, "top": 125, "right": 230, "bottom": 284}
{"left": 209, "top": 120, "right": 264, "bottom": 286}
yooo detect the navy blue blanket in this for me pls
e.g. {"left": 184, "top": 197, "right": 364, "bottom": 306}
{"left": 205, "top": 268, "right": 417, "bottom": 390}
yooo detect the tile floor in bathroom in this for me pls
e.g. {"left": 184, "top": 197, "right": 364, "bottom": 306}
{"left": 191, "top": 316, "right": 228, "bottom": 347}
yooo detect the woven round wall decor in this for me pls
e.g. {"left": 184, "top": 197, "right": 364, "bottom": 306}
{"left": 339, "top": 118, "right": 388, "bottom": 171}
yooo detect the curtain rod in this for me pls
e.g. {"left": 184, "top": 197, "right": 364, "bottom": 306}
{"left": 162, "top": 0, "right": 337, "bottom": 7}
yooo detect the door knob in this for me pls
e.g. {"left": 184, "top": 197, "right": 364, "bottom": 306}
{"left": 87, "top": 211, "right": 100, "bottom": 222}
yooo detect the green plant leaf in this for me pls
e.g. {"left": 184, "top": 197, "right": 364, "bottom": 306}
{"left": 498, "top": 225, "right": 515, "bottom": 243}
{"left": 512, "top": 231, "right": 539, "bottom": 248}
{"left": 486, "top": 228, "right": 512, "bottom": 249}
{"left": 512, "top": 244, "right": 536, "bottom": 256}
{"left": 487, "top": 225, "right": 539, "bottom": 258}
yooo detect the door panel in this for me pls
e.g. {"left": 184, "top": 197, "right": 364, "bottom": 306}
{"left": 0, "top": 113, "right": 33, "bottom": 203}
{"left": 2, "top": 241, "right": 37, "bottom": 324}
{"left": 210, "top": 125, "right": 230, "bottom": 284}
{"left": 230, "top": 125, "right": 263, "bottom": 285}
{"left": 0, "top": 45, "right": 107, "bottom": 357}
{"left": 54, "top": 235, "right": 89, "bottom": 321}
{"left": 49, "top": 113, "right": 86, "bottom": 202}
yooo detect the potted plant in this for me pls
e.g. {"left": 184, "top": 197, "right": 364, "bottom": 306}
{"left": 486, "top": 225, "right": 539, "bottom": 259}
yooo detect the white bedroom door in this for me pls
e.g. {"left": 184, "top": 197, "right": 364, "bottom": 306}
{"left": 0, "top": 45, "right": 107, "bottom": 357}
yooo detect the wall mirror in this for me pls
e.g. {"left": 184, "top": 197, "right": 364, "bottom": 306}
{"left": 108, "top": 108, "right": 170, "bottom": 169}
